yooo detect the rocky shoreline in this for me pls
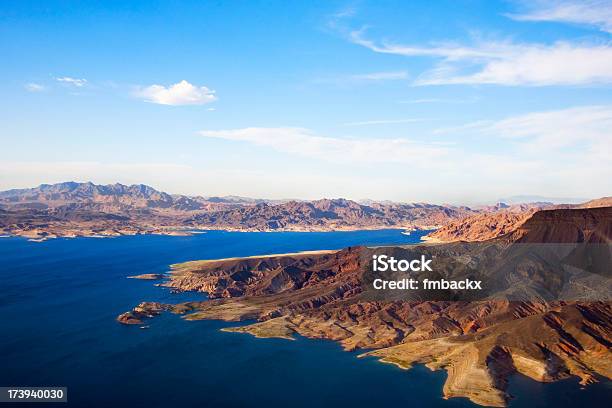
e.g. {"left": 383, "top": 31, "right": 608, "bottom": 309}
{"left": 0, "top": 223, "right": 434, "bottom": 241}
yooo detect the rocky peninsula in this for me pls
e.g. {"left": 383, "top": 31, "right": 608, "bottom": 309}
{"left": 118, "top": 206, "right": 612, "bottom": 407}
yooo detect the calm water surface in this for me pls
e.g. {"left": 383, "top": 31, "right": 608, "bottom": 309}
{"left": 0, "top": 230, "right": 609, "bottom": 407}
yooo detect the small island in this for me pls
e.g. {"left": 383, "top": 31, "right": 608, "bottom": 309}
{"left": 127, "top": 273, "right": 165, "bottom": 280}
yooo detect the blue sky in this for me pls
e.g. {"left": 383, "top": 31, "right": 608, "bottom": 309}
{"left": 1, "top": 0, "right": 611, "bottom": 204}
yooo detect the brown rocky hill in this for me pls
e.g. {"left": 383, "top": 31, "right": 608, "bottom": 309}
{"left": 119, "top": 206, "right": 612, "bottom": 406}
{"left": 426, "top": 198, "right": 611, "bottom": 243}
{"left": 509, "top": 207, "right": 612, "bottom": 244}
{"left": 187, "top": 198, "right": 474, "bottom": 231}
{"left": 576, "top": 196, "right": 612, "bottom": 209}
{"left": 0, "top": 181, "right": 209, "bottom": 212}
{"left": 1, "top": 182, "right": 608, "bottom": 240}
{"left": 425, "top": 209, "right": 537, "bottom": 242}
{"left": 0, "top": 182, "right": 265, "bottom": 239}
{"left": 0, "top": 182, "right": 477, "bottom": 238}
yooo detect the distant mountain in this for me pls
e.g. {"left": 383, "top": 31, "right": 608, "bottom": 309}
{"left": 187, "top": 197, "right": 475, "bottom": 231}
{"left": 0, "top": 182, "right": 292, "bottom": 212}
{"left": 202, "top": 195, "right": 289, "bottom": 205}
{"left": 496, "top": 195, "right": 587, "bottom": 205}
{"left": 0, "top": 181, "right": 204, "bottom": 211}
{"left": 3, "top": 181, "right": 608, "bottom": 240}
{"left": 0, "top": 182, "right": 246, "bottom": 239}
{"left": 0, "top": 181, "right": 476, "bottom": 238}
{"left": 575, "top": 196, "right": 612, "bottom": 209}
{"left": 473, "top": 202, "right": 553, "bottom": 212}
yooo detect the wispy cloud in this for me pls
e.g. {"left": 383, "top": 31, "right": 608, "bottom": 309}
{"left": 134, "top": 80, "right": 217, "bottom": 106}
{"left": 24, "top": 83, "right": 45, "bottom": 92}
{"left": 436, "top": 105, "right": 612, "bottom": 155}
{"left": 433, "top": 120, "right": 493, "bottom": 135}
{"left": 350, "top": 29, "right": 495, "bottom": 59}
{"left": 398, "top": 97, "right": 479, "bottom": 104}
{"left": 342, "top": 118, "right": 425, "bottom": 126}
{"left": 351, "top": 71, "right": 408, "bottom": 81}
{"left": 312, "top": 70, "right": 408, "bottom": 86}
{"left": 350, "top": 29, "right": 612, "bottom": 86}
{"left": 325, "top": 6, "right": 357, "bottom": 31}
{"left": 200, "top": 107, "right": 612, "bottom": 164}
{"left": 55, "top": 76, "right": 88, "bottom": 87}
{"left": 196, "top": 106, "right": 611, "bottom": 200}
{"left": 199, "top": 127, "right": 448, "bottom": 165}
{"left": 479, "top": 105, "right": 612, "bottom": 151}
{"left": 508, "top": 0, "right": 612, "bottom": 34}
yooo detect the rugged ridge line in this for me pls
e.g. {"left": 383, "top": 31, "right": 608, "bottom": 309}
{"left": 0, "top": 182, "right": 476, "bottom": 239}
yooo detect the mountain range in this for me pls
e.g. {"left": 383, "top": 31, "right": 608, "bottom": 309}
{"left": 0, "top": 181, "right": 609, "bottom": 242}
{"left": 0, "top": 181, "right": 478, "bottom": 239}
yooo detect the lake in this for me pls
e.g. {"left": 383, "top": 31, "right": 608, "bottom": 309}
{"left": 0, "top": 230, "right": 608, "bottom": 407}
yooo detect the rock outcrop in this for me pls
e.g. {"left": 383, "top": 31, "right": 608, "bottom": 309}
{"left": 425, "top": 210, "right": 537, "bottom": 242}
{"left": 425, "top": 199, "right": 612, "bottom": 243}
{"left": 116, "top": 302, "right": 169, "bottom": 324}
{"left": 508, "top": 207, "right": 612, "bottom": 244}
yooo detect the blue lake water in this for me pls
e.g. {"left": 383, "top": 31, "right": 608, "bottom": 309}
{"left": 0, "top": 230, "right": 609, "bottom": 407}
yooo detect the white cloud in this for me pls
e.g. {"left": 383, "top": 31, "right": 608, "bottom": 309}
{"left": 312, "top": 70, "right": 409, "bottom": 86}
{"left": 422, "top": 42, "right": 612, "bottom": 86}
{"left": 195, "top": 109, "right": 611, "bottom": 201}
{"left": 350, "top": 29, "right": 496, "bottom": 59}
{"left": 200, "top": 106, "right": 612, "bottom": 166}
{"left": 25, "top": 83, "right": 45, "bottom": 92}
{"left": 436, "top": 106, "right": 612, "bottom": 197}
{"left": 508, "top": 0, "right": 612, "bottom": 34}
{"left": 398, "top": 97, "right": 478, "bottom": 104}
{"left": 479, "top": 105, "right": 612, "bottom": 151}
{"left": 55, "top": 77, "right": 88, "bottom": 87}
{"left": 351, "top": 71, "right": 408, "bottom": 81}
{"left": 134, "top": 80, "right": 217, "bottom": 106}
{"left": 350, "top": 30, "right": 612, "bottom": 86}
{"left": 343, "top": 118, "right": 425, "bottom": 126}
{"left": 199, "top": 127, "right": 448, "bottom": 165}
{"left": 325, "top": 6, "right": 357, "bottom": 31}
{"left": 435, "top": 105, "right": 612, "bottom": 160}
